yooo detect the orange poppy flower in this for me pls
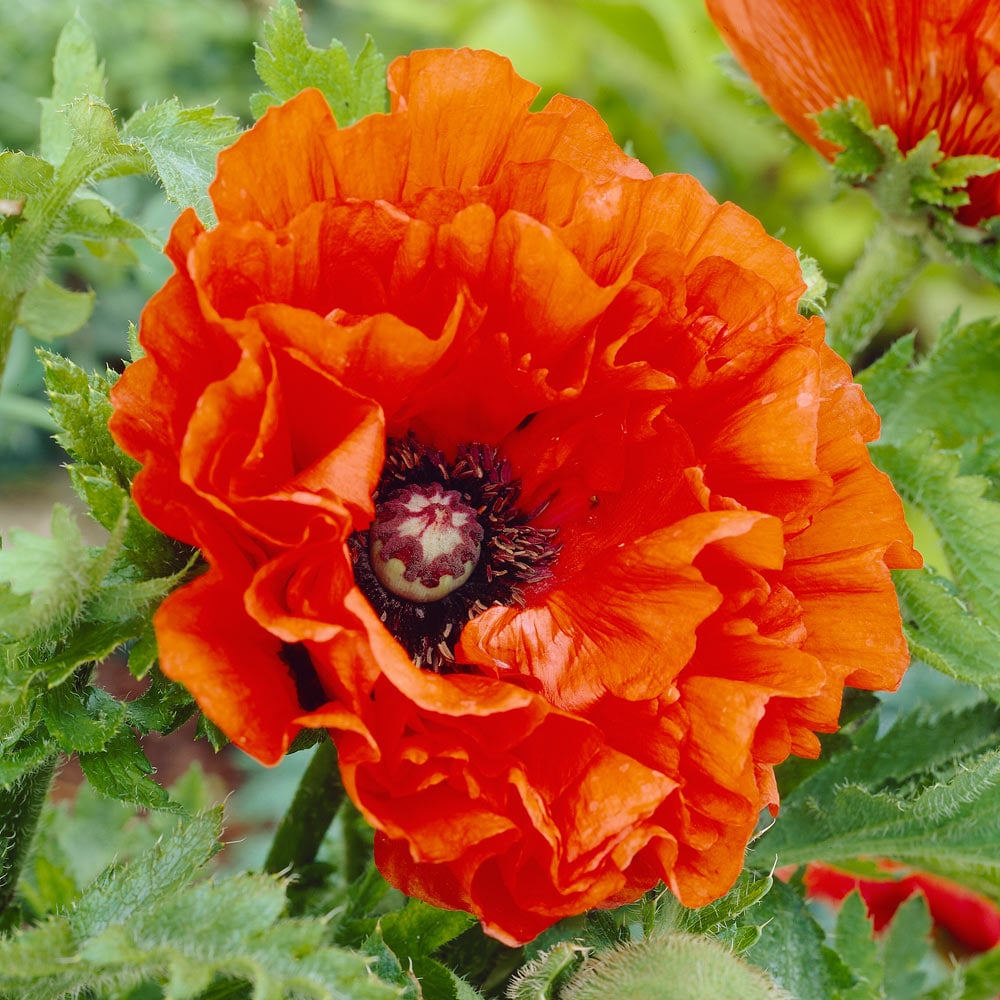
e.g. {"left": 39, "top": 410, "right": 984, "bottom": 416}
{"left": 109, "top": 49, "right": 920, "bottom": 945}
{"left": 706, "top": 0, "right": 1000, "bottom": 224}
{"left": 804, "top": 862, "right": 1000, "bottom": 953}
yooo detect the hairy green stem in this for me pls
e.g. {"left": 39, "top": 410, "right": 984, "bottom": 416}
{"left": 0, "top": 280, "right": 25, "bottom": 391}
{"left": 264, "top": 737, "right": 344, "bottom": 875}
{"left": 0, "top": 755, "right": 57, "bottom": 917}
{"left": 825, "top": 222, "right": 927, "bottom": 366}
{"left": 0, "top": 151, "right": 95, "bottom": 381}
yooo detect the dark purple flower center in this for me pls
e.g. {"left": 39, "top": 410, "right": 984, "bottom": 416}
{"left": 349, "top": 433, "right": 559, "bottom": 671}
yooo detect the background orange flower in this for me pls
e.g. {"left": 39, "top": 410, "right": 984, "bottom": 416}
{"left": 110, "top": 49, "right": 919, "bottom": 943}
{"left": 706, "top": 0, "right": 1000, "bottom": 223}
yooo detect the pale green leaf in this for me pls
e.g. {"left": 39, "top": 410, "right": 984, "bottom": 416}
{"left": 0, "top": 504, "right": 94, "bottom": 644}
{"left": 39, "top": 349, "right": 134, "bottom": 476}
{"left": 124, "top": 100, "right": 241, "bottom": 222}
{"left": 935, "top": 154, "right": 1000, "bottom": 185}
{"left": 60, "top": 96, "right": 147, "bottom": 182}
{"left": 0, "top": 152, "right": 54, "bottom": 202}
{"left": 39, "top": 16, "right": 106, "bottom": 165}
{"left": 873, "top": 439, "right": 1000, "bottom": 631}
{"left": 0, "top": 392, "right": 58, "bottom": 431}
{"left": 882, "top": 895, "right": 934, "bottom": 998}
{"left": 926, "top": 946, "right": 1000, "bottom": 1000}
{"left": 895, "top": 568, "right": 1000, "bottom": 701}
{"left": 832, "top": 892, "right": 881, "bottom": 1000}
{"left": 251, "top": 0, "right": 387, "bottom": 125}
{"left": 16, "top": 276, "right": 94, "bottom": 340}
{"left": 64, "top": 197, "right": 151, "bottom": 242}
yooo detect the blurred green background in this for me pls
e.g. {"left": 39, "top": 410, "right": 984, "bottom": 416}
{"left": 2, "top": 0, "right": 998, "bottom": 477}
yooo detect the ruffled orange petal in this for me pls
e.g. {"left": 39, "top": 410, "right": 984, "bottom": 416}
{"left": 210, "top": 88, "right": 341, "bottom": 227}
{"left": 155, "top": 571, "right": 302, "bottom": 764}
{"left": 461, "top": 510, "right": 784, "bottom": 711}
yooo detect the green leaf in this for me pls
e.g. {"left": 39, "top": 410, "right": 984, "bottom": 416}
{"left": 39, "top": 16, "right": 106, "bottom": 165}
{"left": 72, "top": 810, "right": 223, "bottom": 940}
{"left": 39, "top": 349, "right": 133, "bottom": 476}
{"left": 123, "top": 100, "right": 241, "bottom": 222}
{"left": 741, "top": 878, "right": 851, "bottom": 999}
{"left": 125, "top": 626, "right": 159, "bottom": 680}
{"left": 816, "top": 99, "right": 886, "bottom": 180}
{"left": 948, "top": 216, "right": 1000, "bottom": 285}
{"left": 0, "top": 739, "right": 56, "bottom": 788}
{"left": 857, "top": 315, "right": 1000, "bottom": 697}
{"left": 0, "top": 758, "right": 57, "bottom": 917}
{"left": 0, "top": 152, "right": 55, "bottom": 203}
{"left": 858, "top": 317, "right": 1000, "bottom": 451}
{"left": 0, "top": 504, "right": 95, "bottom": 645}
{"left": 44, "top": 618, "right": 145, "bottom": 688}
{"left": 873, "top": 439, "right": 1000, "bottom": 631}
{"left": 895, "top": 568, "right": 1000, "bottom": 701}
{"left": 41, "top": 350, "right": 194, "bottom": 580}
{"left": 506, "top": 942, "right": 587, "bottom": 1000}
{"left": 935, "top": 154, "right": 1000, "bottom": 187}
{"left": 16, "top": 277, "right": 95, "bottom": 340}
{"left": 749, "top": 706, "right": 1000, "bottom": 903}
{"left": 832, "top": 893, "right": 880, "bottom": 1000}
{"left": 882, "top": 894, "right": 933, "bottom": 999}
{"left": 378, "top": 898, "right": 476, "bottom": 960}
{"left": 38, "top": 684, "right": 125, "bottom": 754}
{"left": 362, "top": 925, "right": 421, "bottom": 999}
{"left": 675, "top": 869, "right": 773, "bottom": 939}
{"left": 125, "top": 666, "right": 195, "bottom": 736}
{"left": 928, "top": 946, "right": 1000, "bottom": 1000}
{"left": 816, "top": 97, "right": 1000, "bottom": 257}
{"left": 78, "top": 730, "right": 174, "bottom": 812}
{"left": 251, "top": 0, "right": 388, "bottom": 125}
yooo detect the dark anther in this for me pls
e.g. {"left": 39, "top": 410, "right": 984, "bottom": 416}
{"left": 349, "top": 433, "right": 560, "bottom": 673}
{"left": 280, "top": 642, "right": 327, "bottom": 711}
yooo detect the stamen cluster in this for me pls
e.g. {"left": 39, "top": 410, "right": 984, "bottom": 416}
{"left": 348, "top": 434, "right": 559, "bottom": 671}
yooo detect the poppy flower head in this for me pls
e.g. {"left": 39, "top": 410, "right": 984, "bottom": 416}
{"left": 706, "top": 0, "right": 1000, "bottom": 223}
{"left": 109, "top": 48, "right": 919, "bottom": 944}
